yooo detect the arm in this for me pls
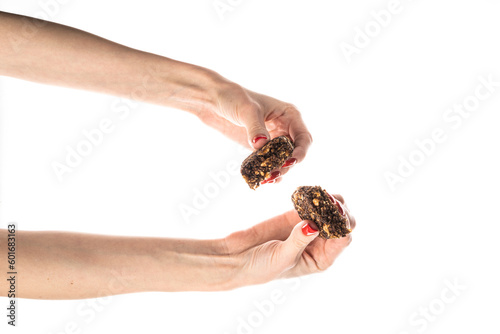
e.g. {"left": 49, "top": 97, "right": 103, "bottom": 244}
{"left": 0, "top": 228, "right": 238, "bottom": 299}
{"left": 0, "top": 11, "right": 312, "bottom": 178}
{"left": 0, "top": 11, "right": 220, "bottom": 115}
{"left": 0, "top": 196, "right": 355, "bottom": 300}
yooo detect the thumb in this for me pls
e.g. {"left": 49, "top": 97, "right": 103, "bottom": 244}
{"left": 279, "top": 221, "right": 319, "bottom": 266}
{"left": 241, "top": 108, "right": 270, "bottom": 150}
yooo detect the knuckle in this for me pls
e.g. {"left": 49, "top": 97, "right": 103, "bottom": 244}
{"left": 283, "top": 103, "right": 299, "bottom": 113}
{"left": 242, "top": 101, "right": 260, "bottom": 114}
{"left": 242, "top": 104, "right": 264, "bottom": 125}
{"left": 247, "top": 122, "right": 267, "bottom": 137}
{"left": 295, "top": 132, "right": 313, "bottom": 146}
{"left": 305, "top": 132, "right": 313, "bottom": 145}
{"left": 291, "top": 236, "right": 308, "bottom": 250}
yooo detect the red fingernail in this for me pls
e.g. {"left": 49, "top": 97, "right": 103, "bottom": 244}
{"left": 327, "top": 193, "right": 345, "bottom": 216}
{"left": 262, "top": 171, "right": 280, "bottom": 184}
{"left": 302, "top": 222, "right": 318, "bottom": 236}
{"left": 282, "top": 158, "right": 297, "bottom": 168}
{"left": 270, "top": 171, "right": 281, "bottom": 179}
{"left": 252, "top": 135, "right": 268, "bottom": 144}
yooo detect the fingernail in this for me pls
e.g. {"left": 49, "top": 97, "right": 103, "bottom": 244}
{"left": 262, "top": 171, "right": 280, "bottom": 184}
{"left": 327, "top": 193, "right": 345, "bottom": 216}
{"left": 282, "top": 158, "right": 297, "bottom": 168}
{"left": 302, "top": 222, "right": 318, "bottom": 236}
{"left": 252, "top": 135, "right": 268, "bottom": 144}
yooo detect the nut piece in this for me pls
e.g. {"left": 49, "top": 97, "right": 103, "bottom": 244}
{"left": 240, "top": 136, "right": 294, "bottom": 190}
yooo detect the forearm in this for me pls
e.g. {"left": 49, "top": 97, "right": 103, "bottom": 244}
{"left": 0, "top": 11, "right": 225, "bottom": 115}
{"left": 0, "top": 229, "right": 238, "bottom": 299}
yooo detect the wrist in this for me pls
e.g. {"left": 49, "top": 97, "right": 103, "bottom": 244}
{"left": 198, "top": 238, "right": 244, "bottom": 291}
{"left": 146, "top": 238, "right": 243, "bottom": 292}
{"left": 144, "top": 55, "right": 230, "bottom": 115}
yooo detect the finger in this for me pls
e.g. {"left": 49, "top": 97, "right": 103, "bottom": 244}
{"left": 331, "top": 194, "right": 356, "bottom": 230}
{"left": 261, "top": 171, "right": 281, "bottom": 185}
{"left": 288, "top": 112, "right": 313, "bottom": 163}
{"left": 251, "top": 210, "right": 300, "bottom": 241}
{"left": 311, "top": 234, "right": 353, "bottom": 271}
{"left": 278, "top": 221, "right": 319, "bottom": 266}
{"left": 282, "top": 157, "right": 298, "bottom": 169}
{"left": 272, "top": 176, "right": 283, "bottom": 184}
{"left": 262, "top": 156, "right": 296, "bottom": 184}
{"left": 262, "top": 176, "right": 282, "bottom": 185}
{"left": 324, "top": 234, "right": 353, "bottom": 259}
{"left": 346, "top": 211, "right": 356, "bottom": 230}
{"left": 290, "top": 133, "right": 313, "bottom": 163}
{"left": 332, "top": 194, "right": 345, "bottom": 204}
{"left": 241, "top": 106, "right": 271, "bottom": 150}
{"left": 225, "top": 210, "right": 300, "bottom": 253}
{"left": 199, "top": 111, "right": 251, "bottom": 149}
{"left": 271, "top": 156, "right": 296, "bottom": 180}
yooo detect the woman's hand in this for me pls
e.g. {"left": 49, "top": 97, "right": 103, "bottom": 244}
{"left": 0, "top": 194, "right": 354, "bottom": 299}
{"left": 223, "top": 194, "right": 356, "bottom": 287}
{"left": 198, "top": 81, "right": 313, "bottom": 183}
{"left": 0, "top": 12, "right": 311, "bottom": 184}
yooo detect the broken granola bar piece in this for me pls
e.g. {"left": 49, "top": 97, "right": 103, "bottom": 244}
{"left": 240, "top": 136, "right": 294, "bottom": 190}
{"left": 291, "top": 186, "right": 351, "bottom": 239}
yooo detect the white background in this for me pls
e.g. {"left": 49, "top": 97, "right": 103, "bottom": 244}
{"left": 1, "top": 0, "right": 500, "bottom": 333}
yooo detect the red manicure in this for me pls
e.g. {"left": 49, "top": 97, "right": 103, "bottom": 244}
{"left": 261, "top": 171, "right": 281, "bottom": 184}
{"left": 302, "top": 222, "right": 318, "bottom": 236}
{"left": 252, "top": 135, "right": 268, "bottom": 144}
{"left": 282, "top": 158, "right": 297, "bottom": 168}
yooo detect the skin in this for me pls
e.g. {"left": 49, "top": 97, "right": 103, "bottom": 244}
{"left": 0, "top": 11, "right": 354, "bottom": 299}
{"left": 0, "top": 11, "right": 312, "bottom": 174}
{"left": 0, "top": 196, "right": 355, "bottom": 299}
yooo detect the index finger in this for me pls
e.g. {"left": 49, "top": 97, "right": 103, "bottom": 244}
{"left": 287, "top": 109, "right": 313, "bottom": 163}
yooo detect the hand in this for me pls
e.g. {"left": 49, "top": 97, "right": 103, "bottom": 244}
{"left": 0, "top": 12, "right": 311, "bottom": 185}
{"left": 223, "top": 194, "right": 356, "bottom": 287}
{"left": 198, "top": 81, "right": 313, "bottom": 183}
{"left": 0, "top": 194, "right": 354, "bottom": 298}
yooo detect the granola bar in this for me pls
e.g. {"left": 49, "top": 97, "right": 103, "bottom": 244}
{"left": 240, "top": 136, "right": 294, "bottom": 190}
{"left": 291, "top": 186, "right": 351, "bottom": 239}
